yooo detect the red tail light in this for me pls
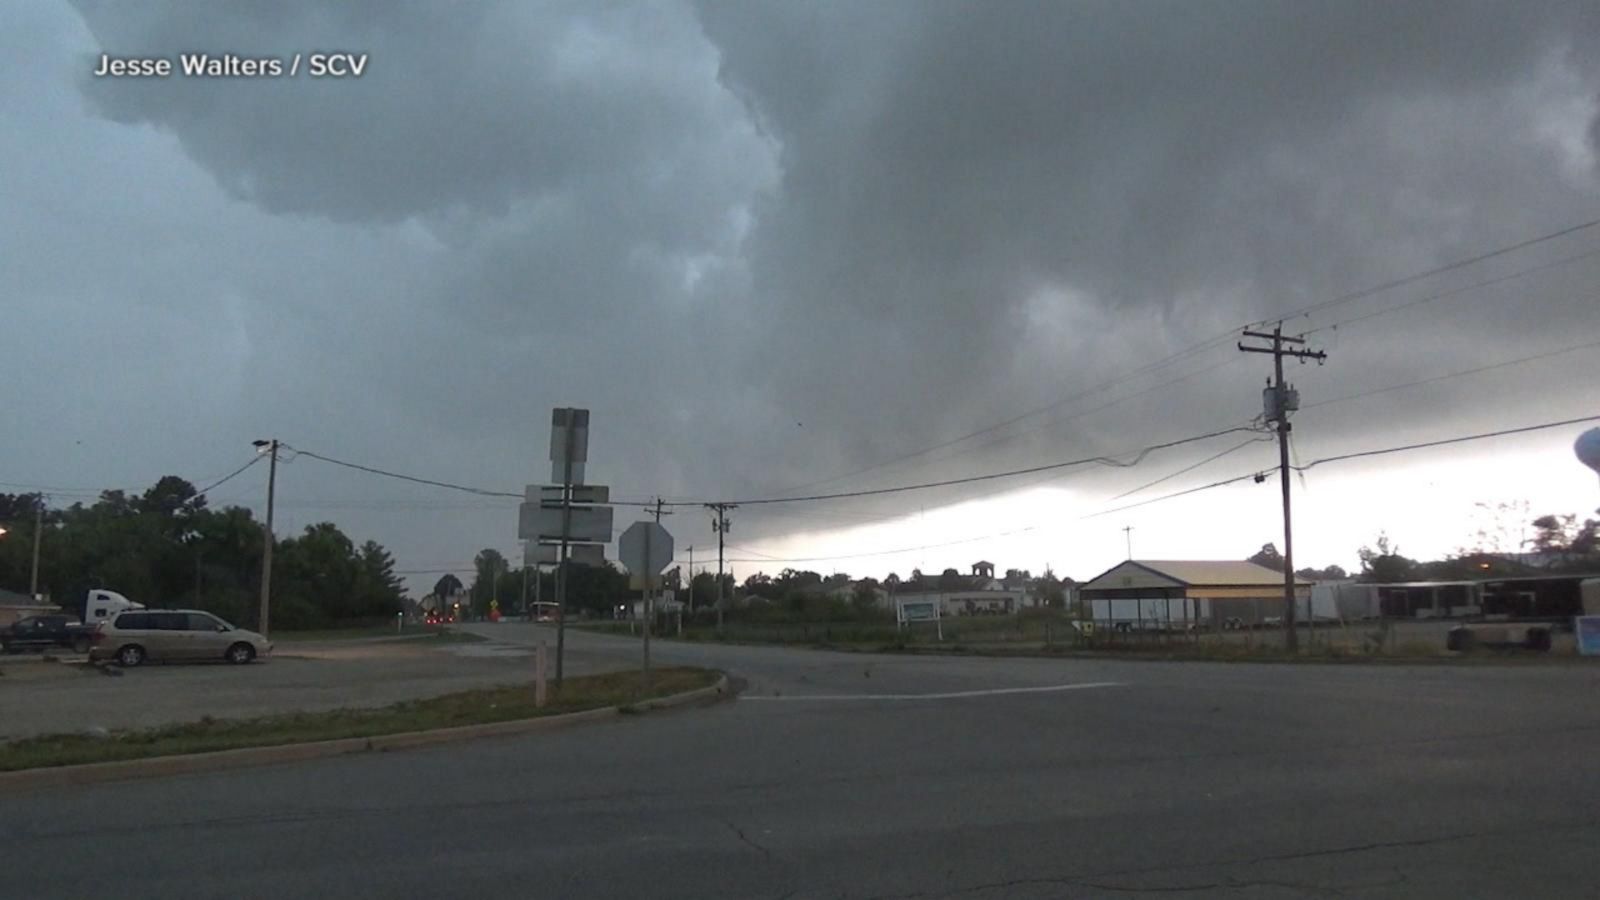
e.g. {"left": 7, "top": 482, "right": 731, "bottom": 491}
{"left": 91, "top": 624, "right": 107, "bottom": 644}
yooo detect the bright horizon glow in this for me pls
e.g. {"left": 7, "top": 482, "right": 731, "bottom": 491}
{"left": 710, "top": 427, "right": 1600, "bottom": 584}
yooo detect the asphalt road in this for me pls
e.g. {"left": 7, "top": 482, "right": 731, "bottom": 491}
{"left": 6, "top": 623, "right": 1600, "bottom": 899}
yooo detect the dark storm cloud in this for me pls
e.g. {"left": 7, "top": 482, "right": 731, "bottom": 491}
{"left": 21, "top": 0, "right": 1600, "bottom": 578}
{"left": 694, "top": 0, "right": 1600, "bottom": 494}
{"left": 70, "top": 0, "right": 758, "bottom": 225}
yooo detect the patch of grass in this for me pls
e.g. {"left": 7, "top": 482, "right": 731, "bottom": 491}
{"left": 0, "top": 666, "right": 719, "bottom": 772}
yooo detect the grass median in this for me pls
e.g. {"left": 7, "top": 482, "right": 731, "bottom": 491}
{"left": 0, "top": 666, "right": 719, "bottom": 772}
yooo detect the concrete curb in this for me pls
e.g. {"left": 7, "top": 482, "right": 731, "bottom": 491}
{"left": 0, "top": 673, "right": 729, "bottom": 795}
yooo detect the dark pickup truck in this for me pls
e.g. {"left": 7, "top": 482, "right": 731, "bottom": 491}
{"left": 0, "top": 614, "right": 95, "bottom": 654}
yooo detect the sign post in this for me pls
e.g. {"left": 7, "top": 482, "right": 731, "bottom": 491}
{"left": 535, "top": 639, "right": 548, "bottom": 707}
{"left": 620, "top": 520, "right": 675, "bottom": 693}
{"left": 521, "top": 408, "right": 614, "bottom": 687}
{"left": 896, "top": 597, "right": 943, "bottom": 641}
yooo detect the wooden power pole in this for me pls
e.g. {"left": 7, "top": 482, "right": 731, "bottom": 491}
{"left": 706, "top": 503, "right": 736, "bottom": 633}
{"left": 1239, "top": 323, "right": 1326, "bottom": 652}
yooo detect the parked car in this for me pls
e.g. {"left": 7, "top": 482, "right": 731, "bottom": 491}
{"left": 89, "top": 609, "right": 272, "bottom": 667}
{"left": 1, "top": 614, "right": 96, "bottom": 654}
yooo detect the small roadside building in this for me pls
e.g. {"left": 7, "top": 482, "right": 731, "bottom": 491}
{"left": 0, "top": 587, "right": 56, "bottom": 628}
{"left": 1079, "top": 560, "right": 1311, "bottom": 630}
{"left": 888, "top": 561, "right": 1029, "bottom": 616}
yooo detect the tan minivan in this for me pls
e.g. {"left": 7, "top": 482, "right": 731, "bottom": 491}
{"left": 89, "top": 609, "right": 272, "bottom": 667}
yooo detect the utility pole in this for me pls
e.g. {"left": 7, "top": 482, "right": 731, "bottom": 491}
{"left": 686, "top": 545, "right": 695, "bottom": 613}
{"left": 649, "top": 496, "right": 675, "bottom": 614}
{"left": 29, "top": 499, "right": 44, "bottom": 600}
{"left": 1239, "top": 323, "right": 1326, "bottom": 653}
{"left": 706, "top": 503, "right": 736, "bottom": 633}
{"left": 1122, "top": 525, "right": 1133, "bottom": 561}
{"left": 252, "top": 439, "right": 279, "bottom": 639}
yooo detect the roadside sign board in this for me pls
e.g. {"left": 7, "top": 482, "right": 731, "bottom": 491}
{"left": 519, "top": 504, "right": 614, "bottom": 543}
{"left": 618, "top": 521, "right": 674, "bottom": 575}
{"left": 549, "top": 407, "right": 589, "bottom": 485}
{"left": 532, "top": 484, "right": 609, "bottom": 506}
{"left": 525, "top": 543, "right": 606, "bottom": 567}
{"left": 1576, "top": 616, "right": 1600, "bottom": 656}
{"left": 896, "top": 599, "right": 940, "bottom": 624}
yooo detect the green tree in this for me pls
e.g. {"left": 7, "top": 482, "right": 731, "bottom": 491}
{"left": 1357, "top": 533, "right": 1416, "bottom": 583}
{"left": 1035, "top": 570, "right": 1066, "bottom": 608}
{"left": 1248, "top": 543, "right": 1284, "bottom": 570}
{"left": 0, "top": 480, "right": 406, "bottom": 630}
{"left": 741, "top": 571, "right": 776, "bottom": 600}
{"left": 471, "top": 549, "right": 509, "bottom": 615}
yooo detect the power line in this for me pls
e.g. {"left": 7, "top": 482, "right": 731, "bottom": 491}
{"left": 667, "top": 425, "right": 1255, "bottom": 507}
{"left": 0, "top": 481, "right": 102, "bottom": 494}
{"left": 1084, "top": 412, "right": 1600, "bottom": 520}
{"left": 292, "top": 449, "right": 522, "bottom": 498}
{"left": 1081, "top": 470, "right": 1271, "bottom": 519}
{"left": 1105, "top": 436, "right": 1272, "bottom": 501}
{"left": 770, "top": 350, "right": 1242, "bottom": 496}
{"left": 674, "top": 526, "right": 1043, "bottom": 566}
{"left": 291, "top": 446, "right": 661, "bottom": 507}
{"left": 690, "top": 422, "right": 1263, "bottom": 546}
{"left": 1302, "top": 246, "right": 1600, "bottom": 337}
{"left": 195, "top": 456, "right": 263, "bottom": 496}
{"left": 1274, "top": 218, "right": 1600, "bottom": 326}
{"left": 768, "top": 218, "right": 1600, "bottom": 499}
{"left": 1293, "top": 414, "right": 1600, "bottom": 472}
{"left": 1302, "top": 335, "right": 1600, "bottom": 411}
{"left": 680, "top": 433, "right": 1280, "bottom": 566}
{"left": 850, "top": 334, "right": 1594, "bottom": 521}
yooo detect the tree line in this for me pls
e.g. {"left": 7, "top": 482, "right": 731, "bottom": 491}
{"left": 1247, "top": 505, "right": 1600, "bottom": 583}
{"left": 0, "top": 477, "right": 406, "bottom": 630}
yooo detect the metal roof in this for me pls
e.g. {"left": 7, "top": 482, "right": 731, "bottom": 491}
{"left": 1130, "top": 560, "right": 1311, "bottom": 587}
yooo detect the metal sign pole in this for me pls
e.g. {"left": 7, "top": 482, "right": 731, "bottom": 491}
{"left": 642, "top": 525, "right": 653, "bottom": 691}
{"left": 554, "top": 417, "right": 576, "bottom": 686}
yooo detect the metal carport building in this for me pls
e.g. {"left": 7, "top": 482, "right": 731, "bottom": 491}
{"left": 1079, "top": 560, "right": 1311, "bottom": 630}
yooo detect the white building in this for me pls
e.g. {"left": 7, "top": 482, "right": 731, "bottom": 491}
{"left": 887, "top": 561, "right": 1030, "bottom": 616}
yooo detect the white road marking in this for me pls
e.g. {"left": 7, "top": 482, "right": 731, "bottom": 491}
{"left": 741, "top": 681, "right": 1124, "bottom": 701}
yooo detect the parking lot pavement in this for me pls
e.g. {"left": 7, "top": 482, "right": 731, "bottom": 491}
{"left": 0, "top": 633, "right": 626, "bottom": 741}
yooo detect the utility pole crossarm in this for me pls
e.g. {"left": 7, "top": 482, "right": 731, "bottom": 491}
{"left": 1241, "top": 329, "right": 1306, "bottom": 344}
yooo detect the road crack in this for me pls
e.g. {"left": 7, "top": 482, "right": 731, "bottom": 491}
{"left": 723, "top": 817, "right": 774, "bottom": 861}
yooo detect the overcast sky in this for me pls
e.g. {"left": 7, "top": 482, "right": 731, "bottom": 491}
{"left": 6, "top": 1, "right": 1600, "bottom": 592}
